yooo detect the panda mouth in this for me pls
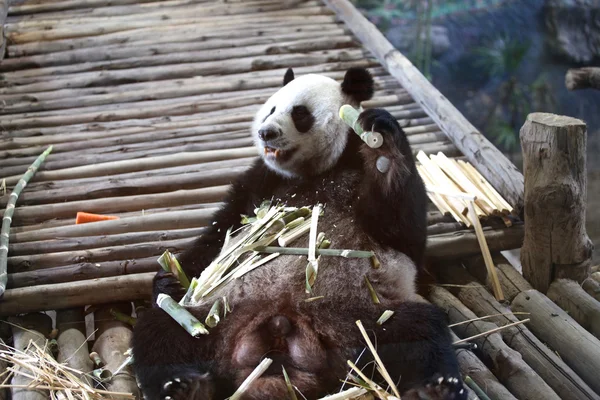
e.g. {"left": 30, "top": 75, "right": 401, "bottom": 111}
{"left": 264, "top": 146, "right": 296, "bottom": 162}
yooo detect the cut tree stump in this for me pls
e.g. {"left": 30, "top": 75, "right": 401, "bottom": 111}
{"left": 565, "top": 67, "right": 600, "bottom": 91}
{"left": 519, "top": 113, "right": 593, "bottom": 292}
{"left": 512, "top": 289, "right": 600, "bottom": 394}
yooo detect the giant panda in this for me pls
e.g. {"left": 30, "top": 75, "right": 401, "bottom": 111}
{"left": 131, "top": 67, "right": 466, "bottom": 400}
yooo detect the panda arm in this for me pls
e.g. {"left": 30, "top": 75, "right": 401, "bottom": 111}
{"left": 131, "top": 308, "right": 227, "bottom": 400}
{"left": 354, "top": 108, "right": 428, "bottom": 266}
{"left": 153, "top": 160, "right": 283, "bottom": 303}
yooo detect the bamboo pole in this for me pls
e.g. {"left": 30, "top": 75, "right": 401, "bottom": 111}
{"left": 323, "top": 0, "right": 524, "bottom": 212}
{"left": 0, "top": 146, "right": 52, "bottom": 297}
{"left": 0, "top": 273, "right": 154, "bottom": 316}
{"left": 56, "top": 308, "right": 93, "bottom": 387}
{"left": 512, "top": 289, "right": 600, "bottom": 394}
{"left": 429, "top": 286, "right": 560, "bottom": 400}
{"left": 8, "top": 313, "right": 53, "bottom": 400}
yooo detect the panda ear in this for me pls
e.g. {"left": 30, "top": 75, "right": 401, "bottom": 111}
{"left": 341, "top": 67, "right": 374, "bottom": 103}
{"left": 283, "top": 68, "right": 295, "bottom": 86}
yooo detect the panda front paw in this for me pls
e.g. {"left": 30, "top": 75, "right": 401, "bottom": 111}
{"left": 152, "top": 269, "right": 187, "bottom": 306}
{"left": 358, "top": 108, "right": 406, "bottom": 149}
{"left": 160, "top": 372, "right": 215, "bottom": 400}
{"left": 402, "top": 375, "right": 467, "bottom": 400}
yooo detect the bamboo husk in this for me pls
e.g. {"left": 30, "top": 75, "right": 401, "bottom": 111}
{"left": 2, "top": 147, "right": 256, "bottom": 186}
{"left": 429, "top": 287, "right": 561, "bottom": 400}
{"left": 512, "top": 289, "right": 600, "bottom": 395}
{"left": 0, "top": 272, "right": 153, "bottom": 316}
{"left": 8, "top": 238, "right": 193, "bottom": 272}
{"left": 8, "top": 256, "right": 160, "bottom": 288}
{"left": 451, "top": 332, "right": 517, "bottom": 400}
{"left": 91, "top": 304, "right": 139, "bottom": 397}
{"left": 435, "top": 263, "right": 600, "bottom": 400}
{"left": 547, "top": 279, "right": 600, "bottom": 339}
{"left": 56, "top": 309, "right": 93, "bottom": 387}
{"left": 10, "top": 208, "right": 217, "bottom": 243}
{"left": 0, "top": 146, "right": 52, "bottom": 296}
{"left": 12, "top": 186, "right": 228, "bottom": 225}
{"left": 8, "top": 313, "right": 53, "bottom": 400}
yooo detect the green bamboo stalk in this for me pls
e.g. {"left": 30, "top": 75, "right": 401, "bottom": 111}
{"left": 339, "top": 105, "right": 384, "bottom": 148}
{"left": 156, "top": 293, "right": 208, "bottom": 337}
{"left": 255, "top": 246, "right": 374, "bottom": 258}
{"left": 0, "top": 145, "right": 53, "bottom": 296}
{"left": 464, "top": 376, "right": 491, "bottom": 400}
{"left": 110, "top": 308, "right": 137, "bottom": 327}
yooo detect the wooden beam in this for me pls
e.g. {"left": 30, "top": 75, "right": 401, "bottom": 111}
{"left": 323, "top": 0, "right": 524, "bottom": 213}
{"left": 0, "top": 0, "right": 7, "bottom": 61}
{"left": 548, "top": 279, "right": 600, "bottom": 339}
{"left": 520, "top": 113, "right": 593, "bottom": 292}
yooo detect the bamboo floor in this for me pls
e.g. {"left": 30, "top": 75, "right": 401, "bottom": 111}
{"left": 0, "top": 1, "right": 599, "bottom": 399}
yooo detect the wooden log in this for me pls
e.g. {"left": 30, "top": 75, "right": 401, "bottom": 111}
{"left": 0, "top": 272, "right": 154, "bottom": 316}
{"left": 13, "top": 186, "right": 228, "bottom": 225}
{"left": 56, "top": 308, "right": 93, "bottom": 386}
{"left": 565, "top": 67, "right": 600, "bottom": 91}
{"left": 451, "top": 332, "right": 517, "bottom": 400}
{"left": 1, "top": 48, "right": 367, "bottom": 95}
{"left": 8, "top": 238, "right": 193, "bottom": 272}
{"left": 8, "top": 227, "right": 205, "bottom": 256}
{"left": 2, "top": 147, "right": 256, "bottom": 186}
{"left": 547, "top": 279, "right": 600, "bottom": 339}
{"left": 91, "top": 304, "right": 139, "bottom": 397}
{"left": 8, "top": 313, "right": 53, "bottom": 400}
{"left": 3, "top": 36, "right": 356, "bottom": 79}
{"left": 512, "top": 289, "right": 600, "bottom": 394}
{"left": 324, "top": 0, "right": 524, "bottom": 212}
{"left": 0, "top": 29, "right": 344, "bottom": 72}
{"left": 10, "top": 208, "right": 217, "bottom": 243}
{"left": 464, "top": 254, "right": 532, "bottom": 302}
{"left": 520, "top": 113, "right": 593, "bottom": 291}
{"left": 8, "top": 23, "right": 345, "bottom": 57}
{"left": 8, "top": 0, "right": 184, "bottom": 15}
{"left": 583, "top": 278, "right": 600, "bottom": 302}
{"left": 0, "top": 0, "right": 7, "bottom": 62}
{"left": 435, "top": 263, "right": 600, "bottom": 400}
{"left": 8, "top": 256, "right": 160, "bottom": 288}
{"left": 429, "top": 286, "right": 560, "bottom": 400}
{"left": 426, "top": 225, "right": 524, "bottom": 260}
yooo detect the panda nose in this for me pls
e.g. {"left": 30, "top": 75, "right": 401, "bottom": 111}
{"left": 258, "top": 128, "right": 281, "bottom": 142}
{"left": 268, "top": 315, "right": 291, "bottom": 337}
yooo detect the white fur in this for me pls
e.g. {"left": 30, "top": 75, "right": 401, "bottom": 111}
{"left": 251, "top": 74, "right": 350, "bottom": 177}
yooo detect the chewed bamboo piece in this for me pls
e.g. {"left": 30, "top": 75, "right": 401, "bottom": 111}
{"left": 156, "top": 293, "right": 208, "bottom": 337}
{"left": 339, "top": 104, "right": 383, "bottom": 148}
{"left": 0, "top": 145, "right": 53, "bottom": 297}
{"left": 229, "top": 358, "right": 273, "bottom": 400}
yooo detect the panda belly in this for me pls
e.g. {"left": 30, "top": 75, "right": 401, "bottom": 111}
{"left": 211, "top": 205, "right": 418, "bottom": 308}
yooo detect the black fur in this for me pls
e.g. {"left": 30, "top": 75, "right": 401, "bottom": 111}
{"left": 291, "top": 105, "right": 315, "bottom": 133}
{"left": 341, "top": 67, "right": 375, "bottom": 103}
{"left": 283, "top": 68, "right": 295, "bottom": 86}
{"left": 136, "top": 68, "right": 461, "bottom": 400}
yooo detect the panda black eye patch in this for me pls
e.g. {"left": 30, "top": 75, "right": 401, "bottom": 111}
{"left": 262, "top": 106, "right": 276, "bottom": 123}
{"left": 291, "top": 105, "right": 315, "bottom": 133}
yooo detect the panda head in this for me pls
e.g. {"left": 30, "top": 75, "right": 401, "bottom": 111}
{"left": 252, "top": 67, "right": 374, "bottom": 177}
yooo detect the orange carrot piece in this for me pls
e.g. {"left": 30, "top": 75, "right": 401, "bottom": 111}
{"left": 76, "top": 212, "right": 120, "bottom": 224}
